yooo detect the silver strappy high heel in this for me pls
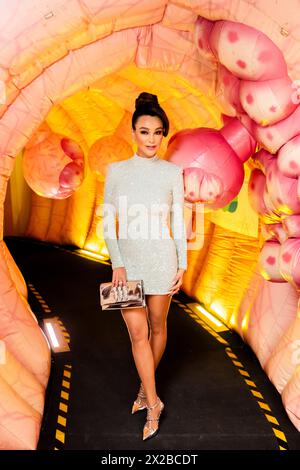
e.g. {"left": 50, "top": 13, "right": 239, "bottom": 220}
{"left": 143, "top": 396, "right": 164, "bottom": 441}
{"left": 131, "top": 382, "right": 147, "bottom": 414}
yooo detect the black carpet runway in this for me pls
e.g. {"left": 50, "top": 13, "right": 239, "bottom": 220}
{"left": 4, "top": 236, "right": 300, "bottom": 452}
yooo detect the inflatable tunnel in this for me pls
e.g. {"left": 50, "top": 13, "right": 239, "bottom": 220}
{"left": 1, "top": 0, "right": 300, "bottom": 450}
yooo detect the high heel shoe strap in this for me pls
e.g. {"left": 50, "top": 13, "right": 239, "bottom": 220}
{"left": 138, "top": 384, "right": 146, "bottom": 397}
{"left": 147, "top": 397, "right": 161, "bottom": 410}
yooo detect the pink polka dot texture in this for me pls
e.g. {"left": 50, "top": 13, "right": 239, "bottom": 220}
{"left": 195, "top": 12, "right": 300, "bottom": 434}
{"left": 23, "top": 132, "right": 85, "bottom": 199}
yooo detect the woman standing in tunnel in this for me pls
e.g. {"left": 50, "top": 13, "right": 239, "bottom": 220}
{"left": 103, "top": 92, "right": 187, "bottom": 441}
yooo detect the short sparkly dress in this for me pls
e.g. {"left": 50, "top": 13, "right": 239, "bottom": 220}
{"left": 103, "top": 152, "right": 187, "bottom": 294}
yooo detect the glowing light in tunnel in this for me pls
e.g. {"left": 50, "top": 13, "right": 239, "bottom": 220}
{"left": 196, "top": 305, "right": 224, "bottom": 327}
{"left": 82, "top": 243, "right": 101, "bottom": 253}
{"left": 43, "top": 318, "right": 70, "bottom": 353}
{"left": 189, "top": 304, "right": 229, "bottom": 333}
{"left": 241, "top": 313, "right": 249, "bottom": 331}
{"left": 100, "top": 246, "right": 110, "bottom": 259}
{"left": 210, "top": 300, "right": 227, "bottom": 321}
{"left": 77, "top": 248, "right": 107, "bottom": 261}
{"left": 229, "top": 313, "right": 236, "bottom": 326}
{"left": 44, "top": 322, "right": 59, "bottom": 348}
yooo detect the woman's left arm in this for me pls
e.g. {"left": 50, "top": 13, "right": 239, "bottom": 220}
{"left": 168, "top": 166, "right": 187, "bottom": 295}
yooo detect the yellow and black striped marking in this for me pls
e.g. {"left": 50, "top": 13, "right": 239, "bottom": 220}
{"left": 28, "top": 282, "right": 71, "bottom": 344}
{"left": 173, "top": 297, "right": 289, "bottom": 450}
{"left": 27, "top": 282, "right": 72, "bottom": 449}
{"left": 173, "top": 299, "right": 229, "bottom": 345}
{"left": 225, "top": 347, "right": 289, "bottom": 450}
{"left": 57, "top": 319, "right": 71, "bottom": 345}
{"left": 27, "top": 283, "right": 52, "bottom": 313}
{"left": 55, "top": 364, "right": 72, "bottom": 449}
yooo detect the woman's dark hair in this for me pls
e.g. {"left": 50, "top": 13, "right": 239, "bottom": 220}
{"left": 132, "top": 92, "right": 169, "bottom": 137}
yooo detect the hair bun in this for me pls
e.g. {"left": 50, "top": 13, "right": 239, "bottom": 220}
{"left": 135, "top": 92, "right": 159, "bottom": 109}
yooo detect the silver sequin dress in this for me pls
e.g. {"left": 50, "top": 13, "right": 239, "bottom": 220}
{"left": 103, "top": 152, "right": 187, "bottom": 294}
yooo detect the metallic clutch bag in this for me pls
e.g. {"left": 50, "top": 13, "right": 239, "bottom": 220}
{"left": 100, "top": 279, "right": 146, "bottom": 310}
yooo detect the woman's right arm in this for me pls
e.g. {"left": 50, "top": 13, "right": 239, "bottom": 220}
{"left": 103, "top": 164, "right": 127, "bottom": 285}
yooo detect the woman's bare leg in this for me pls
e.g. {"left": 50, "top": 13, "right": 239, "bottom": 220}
{"left": 146, "top": 294, "right": 172, "bottom": 370}
{"left": 120, "top": 306, "right": 157, "bottom": 406}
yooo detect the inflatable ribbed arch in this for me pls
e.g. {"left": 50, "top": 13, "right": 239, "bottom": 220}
{"left": 1, "top": 0, "right": 300, "bottom": 449}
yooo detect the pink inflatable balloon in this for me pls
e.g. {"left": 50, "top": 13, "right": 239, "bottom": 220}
{"left": 283, "top": 215, "right": 300, "bottom": 238}
{"left": 217, "top": 64, "right": 243, "bottom": 114}
{"left": 279, "top": 238, "right": 300, "bottom": 289}
{"left": 282, "top": 346, "right": 300, "bottom": 431}
{"left": 259, "top": 240, "right": 285, "bottom": 282}
{"left": 251, "top": 147, "right": 300, "bottom": 216}
{"left": 209, "top": 20, "right": 287, "bottom": 81}
{"left": 248, "top": 168, "right": 282, "bottom": 224}
{"left": 248, "top": 169, "right": 270, "bottom": 217}
{"left": 243, "top": 279, "right": 299, "bottom": 368}
{"left": 262, "top": 186, "right": 283, "bottom": 223}
{"left": 251, "top": 147, "right": 274, "bottom": 172}
{"left": 59, "top": 161, "right": 82, "bottom": 189}
{"left": 165, "top": 117, "right": 255, "bottom": 210}
{"left": 239, "top": 77, "right": 297, "bottom": 126}
{"left": 61, "top": 138, "right": 84, "bottom": 165}
{"left": 266, "top": 316, "right": 300, "bottom": 394}
{"left": 194, "top": 16, "right": 215, "bottom": 60}
{"left": 182, "top": 165, "right": 223, "bottom": 204}
{"left": 239, "top": 105, "right": 300, "bottom": 154}
{"left": 277, "top": 134, "right": 300, "bottom": 178}
{"left": 23, "top": 134, "right": 85, "bottom": 199}
{"left": 265, "top": 159, "right": 300, "bottom": 215}
{"left": 265, "top": 223, "right": 288, "bottom": 244}
{"left": 219, "top": 115, "right": 255, "bottom": 163}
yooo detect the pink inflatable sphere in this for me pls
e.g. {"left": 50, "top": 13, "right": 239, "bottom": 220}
{"left": 277, "top": 134, "right": 300, "bottom": 178}
{"left": 165, "top": 123, "right": 248, "bottom": 210}
{"left": 23, "top": 134, "right": 85, "bottom": 199}
{"left": 279, "top": 238, "right": 300, "bottom": 289}
{"left": 259, "top": 240, "right": 284, "bottom": 282}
